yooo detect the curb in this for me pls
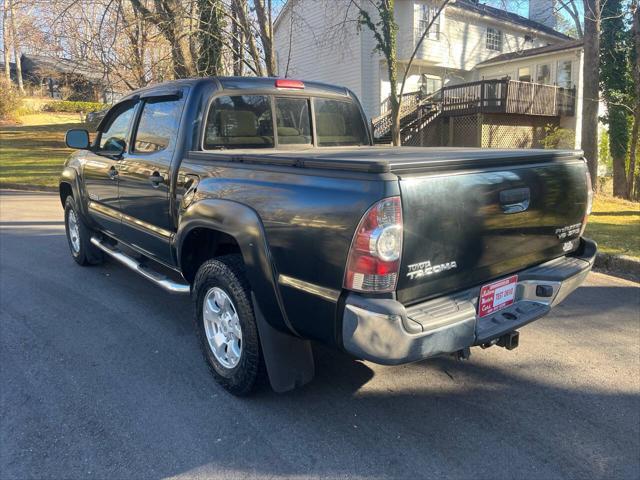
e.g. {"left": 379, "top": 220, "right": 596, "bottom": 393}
{"left": 594, "top": 253, "right": 640, "bottom": 280}
{"left": 0, "top": 184, "right": 57, "bottom": 193}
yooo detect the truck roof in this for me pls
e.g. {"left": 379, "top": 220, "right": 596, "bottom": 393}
{"left": 119, "top": 76, "right": 352, "bottom": 102}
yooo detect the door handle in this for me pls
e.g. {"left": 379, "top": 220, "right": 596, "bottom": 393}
{"left": 500, "top": 187, "right": 530, "bottom": 214}
{"left": 108, "top": 166, "right": 118, "bottom": 180}
{"left": 149, "top": 171, "right": 164, "bottom": 187}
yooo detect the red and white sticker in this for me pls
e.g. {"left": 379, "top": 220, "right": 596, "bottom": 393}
{"left": 478, "top": 275, "right": 518, "bottom": 318}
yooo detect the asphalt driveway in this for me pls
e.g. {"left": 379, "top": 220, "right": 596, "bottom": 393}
{"left": 1, "top": 190, "right": 639, "bottom": 480}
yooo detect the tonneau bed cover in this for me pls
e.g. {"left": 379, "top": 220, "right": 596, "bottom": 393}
{"left": 189, "top": 147, "right": 584, "bottom": 174}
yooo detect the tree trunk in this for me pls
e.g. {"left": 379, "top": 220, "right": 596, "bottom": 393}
{"left": 629, "top": 0, "right": 640, "bottom": 198}
{"left": 253, "top": 0, "right": 276, "bottom": 76}
{"left": 581, "top": 0, "right": 600, "bottom": 189}
{"left": 232, "top": 0, "right": 265, "bottom": 76}
{"left": 609, "top": 107, "right": 629, "bottom": 198}
{"left": 629, "top": 114, "right": 639, "bottom": 198}
{"left": 389, "top": 60, "right": 401, "bottom": 146}
{"left": 198, "top": 0, "right": 224, "bottom": 76}
{"left": 129, "top": 0, "right": 195, "bottom": 78}
{"left": 2, "top": 0, "right": 10, "bottom": 83}
{"left": 231, "top": 1, "right": 244, "bottom": 76}
{"left": 8, "top": 0, "right": 22, "bottom": 93}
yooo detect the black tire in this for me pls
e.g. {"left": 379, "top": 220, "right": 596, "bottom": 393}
{"left": 193, "top": 255, "right": 264, "bottom": 396}
{"left": 64, "top": 196, "right": 103, "bottom": 266}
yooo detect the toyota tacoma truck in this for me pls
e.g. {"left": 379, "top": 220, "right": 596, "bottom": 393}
{"left": 60, "top": 77, "right": 596, "bottom": 395}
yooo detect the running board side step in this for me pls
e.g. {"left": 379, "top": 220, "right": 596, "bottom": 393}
{"left": 90, "top": 237, "right": 190, "bottom": 295}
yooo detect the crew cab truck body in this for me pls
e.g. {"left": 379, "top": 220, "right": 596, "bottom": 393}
{"left": 61, "top": 77, "right": 596, "bottom": 395}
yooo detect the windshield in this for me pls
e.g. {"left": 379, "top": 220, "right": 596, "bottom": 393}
{"left": 203, "top": 94, "right": 368, "bottom": 149}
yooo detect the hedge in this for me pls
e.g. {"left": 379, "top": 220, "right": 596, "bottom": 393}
{"left": 43, "top": 100, "right": 107, "bottom": 113}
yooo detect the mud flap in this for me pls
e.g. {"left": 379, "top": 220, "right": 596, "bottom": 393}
{"left": 251, "top": 293, "right": 315, "bottom": 393}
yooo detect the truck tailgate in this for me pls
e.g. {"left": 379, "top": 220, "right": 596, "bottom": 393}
{"left": 396, "top": 155, "right": 589, "bottom": 305}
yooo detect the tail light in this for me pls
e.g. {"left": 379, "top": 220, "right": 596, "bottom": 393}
{"left": 580, "top": 168, "right": 594, "bottom": 236}
{"left": 275, "top": 79, "right": 304, "bottom": 89}
{"left": 344, "top": 197, "right": 403, "bottom": 293}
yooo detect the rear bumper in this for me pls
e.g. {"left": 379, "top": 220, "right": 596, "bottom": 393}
{"left": 341, "top": 238, "right": 597, "bottom": 365}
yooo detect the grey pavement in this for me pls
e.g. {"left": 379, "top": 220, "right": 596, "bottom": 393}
{"left": 1, "top": 190, "right": 639, "bottom": 480}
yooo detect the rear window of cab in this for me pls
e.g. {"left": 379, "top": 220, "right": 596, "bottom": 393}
{"left": 203, "top": 95, "right": 369, "bottom": 150}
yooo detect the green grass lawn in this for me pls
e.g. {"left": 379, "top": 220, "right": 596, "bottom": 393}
{"left": 585, "top": 195, "right": 640, "bottom": 259}
{"left": 0, "top": 113, "right": 86, "bottom": 189}
{"left": 1, "top": 116, "right": 639, "bottom": 258}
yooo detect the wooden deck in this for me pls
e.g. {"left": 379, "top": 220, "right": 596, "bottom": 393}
{"left": 440, "top": 79, "right": 575, "bottom": 117}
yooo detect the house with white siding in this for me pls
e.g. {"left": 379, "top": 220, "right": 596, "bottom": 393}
{"left": 274, "top": 0, "right": 584, "bottom": 149}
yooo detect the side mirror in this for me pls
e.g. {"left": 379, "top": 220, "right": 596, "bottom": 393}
{"left": 65, "top": 129, "right": 90, "bottom": 150}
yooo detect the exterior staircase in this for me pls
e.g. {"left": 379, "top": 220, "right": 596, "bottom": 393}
{"left": 371, "top": 79, "right": 576, "bottom": 147}
{"left": 371, "top": 91, "right": 442, "bottom": 145}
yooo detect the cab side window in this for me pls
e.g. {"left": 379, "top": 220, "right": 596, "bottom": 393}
{"left": 98, "top": 103, "right": 136, "bottom": 153}
{"left": 132, "top": 98, "right": 184, "bottom": 154}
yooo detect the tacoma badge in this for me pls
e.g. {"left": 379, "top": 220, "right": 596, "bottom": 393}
{"left": 407, "top": 260, "right": 458, "bottom": 280}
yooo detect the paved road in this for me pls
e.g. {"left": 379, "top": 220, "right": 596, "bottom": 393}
{"left": 1, "top": 190, "right": 639, "bottom": 480}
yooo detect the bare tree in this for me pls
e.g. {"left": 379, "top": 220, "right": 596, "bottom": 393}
{"left": 2, "top": 0, "right": 10, "bottom": 83}
{"left": 557, "top": 0, "right": 583, "bottom": 37}
{"left": 8, "top": 0, "right": 23, "bottom": 93}
{"left": 630, "top": 0, "right": 639, "bottom": 198}
{"left": 582, "top": 0, "right": 600, "bottom": 188}
{"left": 129, "top": 0, "right": 196, "bottom": 78}
{"left": 231, "top": 0, "right": 244, "bottom": 75}
{"left": 232, "top": 0, "right": 266, "bottom": 76}
{"left": 253, "top": 0, "right": 275, "bottom": 76}
{"left": 350, "top": 0, "right": 447, "bottom": 145}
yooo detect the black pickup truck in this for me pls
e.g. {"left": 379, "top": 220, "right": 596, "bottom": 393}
{"left": 61, "top": 77, "right": 596, "bottom": 395}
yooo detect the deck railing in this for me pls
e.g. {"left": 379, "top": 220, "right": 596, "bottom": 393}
{"left": 440, "top": 79, "right": 575, "bottom": 117}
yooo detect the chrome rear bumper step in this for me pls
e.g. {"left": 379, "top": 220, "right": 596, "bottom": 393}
{"left": 90, "top": 237, "right": 190, "bottom": 295}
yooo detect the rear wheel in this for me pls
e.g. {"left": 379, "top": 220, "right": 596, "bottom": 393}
{"left": 193, "top": 255, "right": 264, "bottom": 396}
{"left": 64, "top": 196, "right": 103, "bottom": 266}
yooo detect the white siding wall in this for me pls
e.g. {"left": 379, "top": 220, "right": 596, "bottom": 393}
{"left": 407, "top": 4, "right": 556, "bottom": 70}
{"left": 274, "top": 1, "right": 372, "bottom": 115}
{"left": 274, "top": 0, "right": 573, "bottom": 120}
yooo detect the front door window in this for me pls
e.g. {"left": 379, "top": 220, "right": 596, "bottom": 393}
{"left": 98, "top": 103, "right": 136, "bottom": 153}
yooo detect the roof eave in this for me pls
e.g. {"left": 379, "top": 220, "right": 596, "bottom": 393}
{"left": 475, "top": 45, "right": 583, "bottom": 68}
{"left": 448, "top": 2, "right": 572, "bottom": 41}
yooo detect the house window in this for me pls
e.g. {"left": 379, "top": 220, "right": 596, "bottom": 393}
{"left": 536, "top": 63, "right": 551, "bottom": 84}
{"left": 557, "top": 60, "right": 572, "bottom": 88}
{"left": 518, "top": 67, "right": 532, "bottom": 82}
{"left": 420, "top": 74, "right": 442, "bottom": 95}
{"left": 486, "top": 27, "right": 502, "bottom": 51}
{"left": 417, "top": 4, "right": 440, "bottom": 40}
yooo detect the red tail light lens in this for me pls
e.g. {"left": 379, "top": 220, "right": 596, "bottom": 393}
{"left": 580, "top": 168, "right": 594, "bottom": 236}
{"left": 275, "top": 79, "right": 305, "bottom": 89}
{"left": 344, "top": 197, "right": 403, "bottom": 293}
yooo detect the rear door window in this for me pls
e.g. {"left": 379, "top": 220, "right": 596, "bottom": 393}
{"left": 132, "top": 98, "right": 184, "bottom": 154}
{"left": 275, "top": 97, "right": 311, "bottom": 145}
{"left": 204, "top": 95, "right": 274, "bottom": 149}
{"left": 314, "top": 98, "right": 369, "bottom": 146}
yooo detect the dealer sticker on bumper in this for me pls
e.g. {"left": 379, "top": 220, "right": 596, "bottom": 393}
{"left": 478, "top": 275, "right": 518, "bottom": 318}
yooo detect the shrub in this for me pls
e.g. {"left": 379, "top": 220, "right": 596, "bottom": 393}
{"left": 42, "top": 100, "right": 107, "bottom": 113}
{"left": 0, "top": 79, "right": 23, "bottom": 120}
{"left": 541, "top": 124, "right": 575, "bottom": 149}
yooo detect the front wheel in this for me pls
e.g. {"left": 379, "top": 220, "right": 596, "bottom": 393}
{"left": 193, "top": 255, "right": 265, "bottom": 396}
{"left": 64, "top": 196, "right": 103, "bottom": 266}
